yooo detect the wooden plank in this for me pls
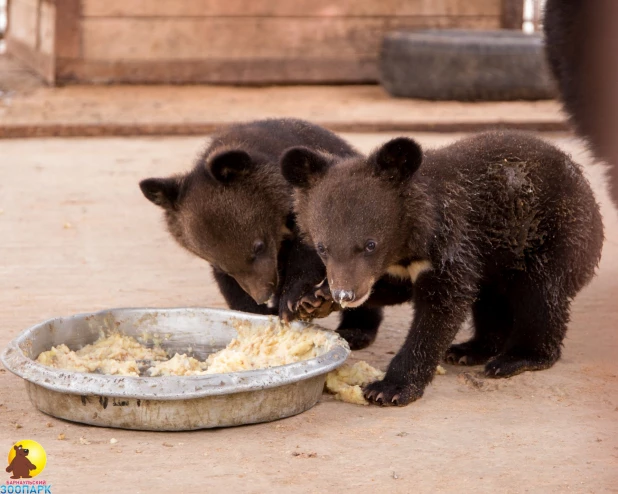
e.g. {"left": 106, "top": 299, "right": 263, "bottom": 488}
{"left": 10, "top": 0, "right": 38, "bottom": 7}
{"left": 533, "top": 0, "right": 543, "bottom": 31}
{"left": 4, "top": 0, "right": 11, "bottom": 40}
{"left": 82, "top": 0, "right": 501, "bottom": 18}
{"left": 0, "top": 120, "right": 569, "bottom": 139}
{"left": 7, "top": 0, "right": 38, "bottom": 48}
{"left": 56, "top": 57, "right": 380, "bottom": 84}
{"left": 39, "top": 0, "right": 55, "bottom": 55}
{"left": 6, "top": 36, "right": 54, "bottom": 82}
{"left": 501, "top": 0, "right": 523, "bottom": 29}
{"left": 55, "top": 0, "right": 81, "bottom": 58}
{"left": 80, "top": 16, "right": 501, "bottom": 62}
{"left": 58, "top": 14, "right": 499, "bottom": 84}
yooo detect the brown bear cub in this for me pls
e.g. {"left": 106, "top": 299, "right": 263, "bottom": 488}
{"left": 282, "top": 131, "right": 603, "bottom": 406}
{"left": 139, "top": 118, "right": 383, "bottom": 346}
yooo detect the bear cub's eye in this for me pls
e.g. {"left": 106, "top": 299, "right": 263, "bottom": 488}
{"left": 316, "top": 243, "right": 327, "bottom": 256}
{"left": 253, "top": 240, "right": 266, "bottom": 256}
{"left": 365, "top": 240, "right": 377, "bottom": 253}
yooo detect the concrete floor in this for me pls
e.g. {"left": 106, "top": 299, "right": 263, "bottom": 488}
{"left": 0, "top": 133, "right": 616, "bottom": 493}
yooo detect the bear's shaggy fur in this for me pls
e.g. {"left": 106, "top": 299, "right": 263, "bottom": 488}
{"left": 282, "top": 131, "right": 604, "bottom": 406}
{"left": 544, "top": 0, "right": 618, "bottom": 204}
{"left": 139, "top": 118, "right": 383, "bottom": 342}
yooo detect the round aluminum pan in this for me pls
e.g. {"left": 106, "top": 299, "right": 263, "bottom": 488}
{"left": 1, "top": 307, "right": 350, "bottom": 431}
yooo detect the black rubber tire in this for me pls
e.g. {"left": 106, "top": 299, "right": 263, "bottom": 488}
{"left": 379, "top": 30, "right": 555, "bottom": 101}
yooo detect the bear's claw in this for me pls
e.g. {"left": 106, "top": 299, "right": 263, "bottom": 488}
{"left": 484, "top": 353, "right": 556, "bottom": 378}
{"left": 445, "top": 341, "right": 497, "bottom": 366}
{"left": 363, "top": 380, "right": 423, "bottom": 407}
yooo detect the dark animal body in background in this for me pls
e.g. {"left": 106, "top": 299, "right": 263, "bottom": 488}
{"left": 282, "top": 131, "right": 603, "bottom": 406}
{"left": 544, "top": 0, "right": 618, "bottom": 204}
{"left": 139, "top": 118, "right": 383, "bottom": 345}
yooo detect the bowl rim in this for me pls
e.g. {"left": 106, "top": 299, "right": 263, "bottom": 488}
{"left": 0, "top": 307, "right": 350, "bottom": 400}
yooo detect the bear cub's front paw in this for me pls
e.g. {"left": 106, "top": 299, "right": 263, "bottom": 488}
{"left": 298, "top": 279, "right": 336, "bottom": 320}
{"left": 279, "top": 279, "right": 336, "bottom": 322}
{"left": 363, "top": 379, "right": 423, "bottom": 407}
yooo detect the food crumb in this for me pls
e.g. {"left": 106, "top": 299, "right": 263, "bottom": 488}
{"left": 292, "top": 452, "right": 317, "bottom": 458}
{"left": 325, "top": 361, "right": 385, "bottom": 405}
{"left": 162, "top": 442, "right": 173, "bottom": 448}
{"left": 79, "top": 437, "right": 91, "bottom": 445}
{"left": 110, "top": 438, "right": 118, "bottom": 444}
{"left": 46, "top": 422, "right": 53, "bottom": 428}
{"left": 57, "top": 433, "right": 65, "bottom": 441}
{"left": 14, "top": 423, "right": 22, "bottom": 429}
{"left": 436, "top": 365, "right": 447, "bottom": 375}
{"left": 135, "top": 450, "right": 142, "bottom": 454}
{"left": 63, "top": 222, "right": 72, "bottom": 229}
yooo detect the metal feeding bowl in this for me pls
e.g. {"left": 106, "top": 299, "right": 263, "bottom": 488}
{"left": 1, "top": 308, "right": 350, "bottom": 431}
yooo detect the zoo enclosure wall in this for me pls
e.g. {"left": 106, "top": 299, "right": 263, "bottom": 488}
{"left": 5, "top": 0, "right": 530, "bottom": 85}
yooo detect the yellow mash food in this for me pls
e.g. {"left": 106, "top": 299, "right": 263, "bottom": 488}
{"left": 36, "top": 333, "right": 168, "bottom": 377}
{"left": 36, "top": 322, "right": 446, "bottom": 405}
{"left": 325, "top": 363, "right": 446, "bottom": 405}
{"left": 325, "top": 361, "right": 386, "bottom": 405}
{"left": 148, "top": 353, "right": 207, "bottom": 377}
{"left": 202, "top": 321, "right": 328, "bottom": 375}
{"left": 36, "top": 322, "right": 329, "bottom": 377}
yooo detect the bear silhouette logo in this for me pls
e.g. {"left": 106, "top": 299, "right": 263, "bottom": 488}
{"left": 6, "top": 445, "right": 36, "bottom": 479}
{"left": 5, "top": 440, "right": 47, "bottom": 479}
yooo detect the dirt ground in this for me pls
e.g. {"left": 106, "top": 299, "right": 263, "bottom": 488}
{"left": 0, "top": 133, "right": 616, "bottom": 493}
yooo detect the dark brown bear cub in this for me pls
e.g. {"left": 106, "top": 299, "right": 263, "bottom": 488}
{"left": 140, "top": 118, "right": 383, "bottom": 346}
{"left": 282, "top": 131, "right": 604, "bottom": 406}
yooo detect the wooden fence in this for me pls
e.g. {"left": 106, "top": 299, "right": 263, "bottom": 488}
{"left": 6, "top": 0, "right": 520, "bottom": 85}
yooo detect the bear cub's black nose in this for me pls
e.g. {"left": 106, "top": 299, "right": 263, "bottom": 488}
{"left": 332, "top": 290, "right": 355, "bottom": 304}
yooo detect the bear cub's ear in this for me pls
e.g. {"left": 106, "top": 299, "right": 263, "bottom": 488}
{"left": 207, "top": 150, "right": 254, "bottom": 183}
{"left": 139, "top": 177, "right": 181, "bottom": 209}
{"left": 280, "top": 147, "right": 331, "bottom": 189}
{"left": 374, "top": 137, "right": 423, "bottom": 181}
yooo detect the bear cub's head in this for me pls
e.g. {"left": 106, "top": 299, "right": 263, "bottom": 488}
{"left": 281, "top": 137, "right": 433, "bottom": 307}
{"left": 14, "top": 445, "right": 29, "bottom": 457}
{"left": 140, "top": 147, "right": 291, "bottom": 305}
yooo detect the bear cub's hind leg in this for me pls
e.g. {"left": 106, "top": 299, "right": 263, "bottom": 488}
{"left": 336, "top": 306, "right": 383, "bottom": 350}
{"left": 446, "top": 285, "right": 513, "bottom": 366}
{"left": 485, "top": 276, "right": 569, "bottom": 378}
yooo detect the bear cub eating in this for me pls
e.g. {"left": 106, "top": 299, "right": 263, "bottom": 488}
{"left": 139, "top": 118, "right": 345, "bottom": 321}
{"left": 139, "top": 118, "right": 384, "bottom": 345}
{"left": 282, "top": 131, "right": 603, "bottom": 406}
